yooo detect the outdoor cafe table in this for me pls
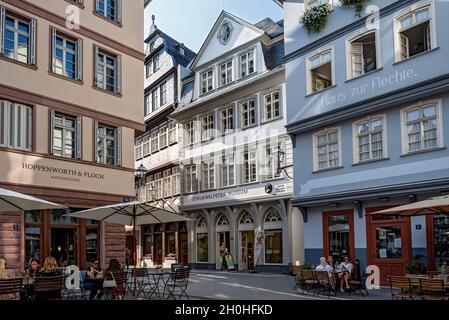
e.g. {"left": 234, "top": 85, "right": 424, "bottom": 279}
{"left": 147, "top": 269, "right": 172, "bottom": 300}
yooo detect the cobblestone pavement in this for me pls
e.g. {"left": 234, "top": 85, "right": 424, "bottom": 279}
{"left": 183, "top": 270, "right": 391, "bottom": 300}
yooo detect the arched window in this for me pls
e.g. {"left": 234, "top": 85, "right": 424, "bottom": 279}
{"left": 217, "top": 214, "right": 229, "bottom": 226}
{"left": 196, "top": 216, "right": 208, "bottom": 263}
{"left": 265, "top": 208, "right": 282, "bottom": 223}
{"left": 264, "top": 208, "right": 283, "bottom": 264}
{"left": 239, "top": 211, "right": 254, "bottom": 224}
{"left": 197, "top": 216, "right": 207, "bottom": 229}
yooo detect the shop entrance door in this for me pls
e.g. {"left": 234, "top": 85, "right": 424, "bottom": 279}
{"left": 239, "top": 231, "right": 254, "bottom": 271}
{"left": 154, "top": 234, "right": 163, "bottom": 265}
{"left": 216, "top": 231, "right": 230, "bottom": 269}
{"left": 50, "top": 228, "right": 77, "bottom": 267}
{"left": 367, "top": 212, "right": 411, "bottom": 285}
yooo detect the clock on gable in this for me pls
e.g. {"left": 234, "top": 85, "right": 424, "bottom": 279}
{"left": 218, "top": 21, "right": 233, "bottom": 45}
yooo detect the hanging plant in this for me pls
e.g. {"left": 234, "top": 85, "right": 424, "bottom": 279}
{"left": 339, "top": 0, "right": 366, "bottom": 17}
{"left": 301, "top": 3, "right": 332, "bottom": 33}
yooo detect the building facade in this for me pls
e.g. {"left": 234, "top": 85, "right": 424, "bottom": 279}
{"left": 278, "top": 0, "right": 449, "bottom": 282}
{"left": 134, "top": 18, "right": 196, "bottom": 268}
{"left": 0, "top": 0, "right": 145, "bottom": 270}
{"left": 172, "top": 12, "right": 304, "bottom": 272}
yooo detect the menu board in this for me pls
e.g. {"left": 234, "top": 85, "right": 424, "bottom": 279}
{"left": 225, "top": 255, "right": 235, "bottom": 271}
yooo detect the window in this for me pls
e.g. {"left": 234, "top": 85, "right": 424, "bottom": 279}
{"left": 243, "top": 149, "right": 257, "bottom": 183}
{"left": 142, "top": 135, "right": 150, "bottom": 156}
{"left": 264, "top": 145, "right": 280, "bottom": 180}
{"left": 185, "top": 164, "right": 198, "bottom": 193}
{"left": 135, "top": 138, "right": 142, "bottom": 160}
{"left": 201, "top": 114, "right": 214, "bottom": 141}
{"left": 145, "top": 61, "right": 151, "bottom": 78}
{"left": 159, "top": 124, "right": 167, "bottom": 149}
{"left": 168, "top": 121, "right": 177, "bottom": 145}
{"left": 305, "top": 0, "right": 331, "bottom": 9}
{"left": 185, "top": 121, "right": 196, "bottom": 145}
{"left": 240, "top": 50, "right": 255, "bottom": 78}
{"left": 200, "top": 69, "right": 214, "bottom": 95}
{"left": 152, "top": 88, "right": 159, "bottom": 111}
{"left": 219, "top": 60, "right": 233, "bottom": 86}
{"left": 0, "top": 8, "right": 36, "bottom": 65}
{"left": 196, "top": 216, "right": 208, "bottom": 262}
{"left": 95, "top": 47, "right": 121, "bottom": 93}
{"left": 402, "top": 101, "right": 442, "bottom": 153}
{"left": 96, "top": 123, "right": 120, "bottom": 165}
{"left": 0, "top": 100, "right": 32, "bottom": 151}
{"left": 51, "top": 28, "right": 82, "bottom": 80}
{"left": 201, "top": 159, "right": 215, "bottom": 190}
{"left": 163, "top": 169, "right": 172, "bottom": 198}
{"left": 221, "top": 154, "right": 235, "bottom": 188}
{"left": 314, "top": 129, "right": 340, "bottom": 171}
{"left": 265, "top": 229, "right": 283, "bottom": 263}
{"left": 241, "top": 99, "right": 256, "bottom": 128}
{"left": 221, "top": 107, "right": 234, "bottom": 133}
{"left": 152, "top": 53, "right": 160, "bottom": 73}
{"left": 144, "top": 94, "right": 150, "bottom": 116}
{"left": 95, "top": 0, "right": 121, "bottom": 23}
{"left": 239, "top": 211, "right": 254, "bottom": 224}
{"left": 396, "top": 4, "right": 433, "bottom": 61}
{"left": 308, "top": 49, "right": 333, "bottom": 93}
{"left": 160, "top": 82, "right": 167, "bottom": 106}
{"left": 154, "top": 172, "right": 162, "bottom": 199}
{"left": 354, "top": 117, "right": 385, "bottom": 162}
{"left": 51, "top": 112, "right": 80, "bottom": 159}
{"left": 324, "top": 211, "right": 354, "bottom": 263}
{"left": 172, "top": 167, "right": 180, "bottom": 195}
{"left": 348, "top": 31, "right": 378, "bottom": 79}
{"left": 150, "top": 129, "right": 158, "bottom": 153}
{"left": 263, "top": 91, "right": 281, "bottom": 122}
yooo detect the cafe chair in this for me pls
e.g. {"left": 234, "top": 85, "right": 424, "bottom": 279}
{"left": 165, "top": 266, "right": 190, "bottom": 300}
{"left": 0, "top": 277, "right": 22, "bottom": 300}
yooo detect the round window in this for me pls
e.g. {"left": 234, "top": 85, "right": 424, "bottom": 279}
{"left": 219, "top": 22, "right": 233, "bottom": 45}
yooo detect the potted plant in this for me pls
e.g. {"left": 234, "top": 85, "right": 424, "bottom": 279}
{"left": 406, "top": 254, "right": 428, "bottom": 275}
{"left": 301, "top": 3, "right": 332, "bottom": 33}
{"left": 339, "top": 0, "right": 366, "bottom": 17}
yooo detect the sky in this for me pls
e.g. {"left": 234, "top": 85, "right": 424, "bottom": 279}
{"left": 144, "top": 0, "right": 283, "bottom": 52}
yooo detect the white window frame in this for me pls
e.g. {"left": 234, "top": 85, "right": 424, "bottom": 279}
{"left": 168, "top": 121, "right": 177, "bottom": 145}
{"left": 95, "top": 47, "right": 121, "bottom": 94}
{"left": 96, "top": 123, "right": 120, "bottom": 166}
{"left": 52, "top": 112, "right": 80, "bottom": 159}
{"left": 163, "top": 169, "right": 172, "bottom": 198}
{"left": 240, "top": 98, "right": 257, "bottom": 129}
{"left": 152, "top": 53, "right": 160, "bottom": 73}
{"left": 201, "top": 159, "right": 215, "bottom": 191}
{"left": 352, "top": 114, "right": 388, "bottom": 164}
{"left": 400, "top": 99, "right": 444, "bottom": 155}
{"left": 160, "top": 82, "right": 167, "bottom": 106}
{"left": 201, "top": 114, "right": 214, "bottom": 141}
{"left": 51, "top": 29, "right": 82, "bottom": 81}
{"left": 159, "top": 123, "right": 168, "bottom": 149}
{"left": 263, "top": 91, "right": 281, "bottom": 122}
{"left": 313, "top": 127, "right": 342, "bottom": 172}
{"left": 185, "top": 121, "right": 196, "bottom": 145}
{"left": 393, "top": 1, "right": 437, "bottom": 62}
{"left": 242, "top": 149, "right": 257, "bottom": 184}
{"left": 142, "top": 134, "right": 150, "bottom": 156}
{"left": 345, "top": 29, "right": 381, "bottom": 80}
{"left": 264, "top": 144, "right": 281, "bottom": 180}
{"left": 306, "top": 47, "right": 335, "bottom": 95}
{"left": 154, "top": 172, "right": 163, "bottom": 199}
{"left": 135, "top": 138, "right": 142, "bottom": 160}
{"left": 200, "top": 69, "right": 214, "bottom": 95}
{"left": 152, "top": 88, "right": 159, "bottom": 112}
{"left": 144, "top": 94, "right": 150, "bottom": 116}
{"left": 219, "top": 60, "right": 233, "bottom": 87}
{"left": 150, "top": 129, "right": 159, "bottom": 153}
{"left": 0, "top": 100, "right": 32, "bottom": 151}
{"left": 95, "top": 0, "right": 121, "bottom": 22}
{"left": 239, "top": 49, "right": 256, "bottom": 79}
{"left": 220, "top": 106, "right": 234, "bottom": 134}
{"left": 221, "top": 154, "right": 235, "bottom": 188}
{"left": 184, "top": 164, "right": 198, "bottom": 193}
{"left": 305, "top": 0, "right": 332, "bottom": 10}
{"left": 172, "top": 166, "right": 180, "bottom": 195}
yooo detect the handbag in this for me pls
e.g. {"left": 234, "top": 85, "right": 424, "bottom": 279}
{"left": 102, "top": 272, "right": 116, "bottom": 288}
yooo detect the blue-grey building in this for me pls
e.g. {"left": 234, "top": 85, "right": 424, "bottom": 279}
{"left": 276, "top": 0, "right": 449, "bottom": 282}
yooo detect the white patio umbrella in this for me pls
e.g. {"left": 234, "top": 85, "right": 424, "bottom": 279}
{"left": 65, "top": 200, "right": 192, "bottom": 298}
{"left": 0, "top": 187, "right": 66, "bottom": 211}
{"left": 368, "top": 195, "right": 449, "bottom": 216}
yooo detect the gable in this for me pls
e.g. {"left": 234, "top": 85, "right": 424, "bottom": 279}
{"left": 193, "top": 12, "right": 264, "bottom": 69}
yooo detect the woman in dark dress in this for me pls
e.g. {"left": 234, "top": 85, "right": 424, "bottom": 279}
{"left": 35, "top": 256, "right": 62, "bottom": 300}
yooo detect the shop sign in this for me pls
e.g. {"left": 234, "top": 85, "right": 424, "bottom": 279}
{"left": 274, "top": 184, "right": 286, "bottom": 193}
{"left": 13, "top": 224, "right": 20, "bottom": 231}
{"left": 21, "top": 163, "right": 105, "bottom": 182}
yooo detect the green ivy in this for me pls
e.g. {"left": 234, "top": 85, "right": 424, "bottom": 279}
{"left": 339, "top": 0, "right": 366, "bottom": 17}
{"left": 301, "top": 3, "right": 332, "bottom": 33}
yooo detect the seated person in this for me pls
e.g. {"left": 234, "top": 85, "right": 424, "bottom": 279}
{"left": 315, "top": 257, "right": 336, "bottom": 290}
{"left": 337, "top": 256, "right": 353, "bottom": 292}
{"left": 35, "top": 256, "right": 62, "bottom": 300}
{"left": 104, "top": 258, "right": 125, "bottom": 299}
{"left": 84, "top": 260, "right": 104, "bottom": 300}
{"left": 20, "top": 258, "right": 40, "bottom": 300}
{"left": 327, "top": 256, "right": 336, "bottom": 270}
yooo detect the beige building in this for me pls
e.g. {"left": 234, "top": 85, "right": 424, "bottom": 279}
{"left": 0, "top": 0, "right": 144, "bottom": 271}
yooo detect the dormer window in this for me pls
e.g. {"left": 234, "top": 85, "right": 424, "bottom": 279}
{"left": 219, "top": 60, "right": 233, "bottom": 86}
{"left": 200, "top": 69, "right": 214, "bottom": 95}
{"left": 240, "top": 50, "right": 255, "bottom": 78}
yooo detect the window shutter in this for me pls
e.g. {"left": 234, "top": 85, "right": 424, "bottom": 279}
{"left": 115, "top": 55, "right": 122, "bottom": 93}
{"left": 400, "top": 34, "right": 409, "bottom": 59}
{"left": 95, "top": 0, "right": 100, "bottom": 12}
{"left": 94, "top": 120, "right": 98, "bottom": 162}
{"left": 50, "top": 110, "right": 55, "bottom": 154}
{"left": 115, "top": 127, "right": 122, "bottom": 166}
{"left": 0, "top": 100, "right": 5, "bottom": 146}
{"left": 94, "top": 46, "right": 99, "bottom": 86}
{"left": 76, "top": 38, "right": 83, "bottom": 80}
{"left": 116, "top": 0, "right": 122, "bottom": 23}
{"left": 51, "top": 27, "right": 57, "bottom": 72}
{"left": 425, "top": 24, "right": 431, "bottom": 51}
{"left": 76, "top": 116, "right": 81, "bottom": 159}
{"left": 29, "top": 19, "right": 36, "bottom": 65}
{"left": 0, "top": 6, "right": 5, "bottom": 56}
{"left": 351, "top": 42, "right": 363, "bottom": 77}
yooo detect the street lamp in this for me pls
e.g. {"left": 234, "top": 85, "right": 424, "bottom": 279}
{"left": 135, "top": 163, "right": 147, "bottom": 199}
{"left": 274, "top": 144, "right": 293, "bottom": 179}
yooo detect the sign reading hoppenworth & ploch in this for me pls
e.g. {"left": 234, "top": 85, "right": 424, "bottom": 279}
{"left": 22, "top": 163, "right": 105, "bottom": 182}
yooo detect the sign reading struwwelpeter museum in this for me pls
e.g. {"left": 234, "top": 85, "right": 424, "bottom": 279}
{"left": 0, "top": 151, "right": 133, "bottom": 196}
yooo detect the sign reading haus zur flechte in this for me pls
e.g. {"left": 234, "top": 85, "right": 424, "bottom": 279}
{"left": 22, "top": 163, "right": 105, "bottom": 182}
